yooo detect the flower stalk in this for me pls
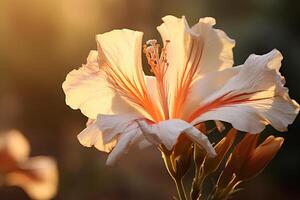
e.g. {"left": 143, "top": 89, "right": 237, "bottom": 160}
{"left": 174, "top": 178, "right": 187, "bottom": 200}
{"left": 190, "top": 167, "right": 206, "bottom": 200}
{"left": 161, "top": 149, "right": 187, "bottom": 200}
{"left": 210, "top": 175, "right": 241, "bottom": 200}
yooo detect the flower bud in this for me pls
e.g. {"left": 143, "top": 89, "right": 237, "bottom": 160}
{"left": 218, "top": 133, "right": 284, "bottom": 188}
{"left": 217, "top": 133, "right": 259, "bottom": 188}
{"left": 238, "top": 136, "right": 284, "bottom": 180}
{"left": 203, "top": 128, "right": 237, "bottom": 175}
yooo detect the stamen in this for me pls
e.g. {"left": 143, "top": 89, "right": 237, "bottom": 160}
{"left": 144, "top": 39, "right": 170, "bottom": 120}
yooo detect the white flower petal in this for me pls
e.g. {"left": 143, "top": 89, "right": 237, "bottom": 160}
{"left": 96, "top": 29, "right": 145, "bottom": 93}
{"left": 181, "top": 67, "right": 240, "bottom": 119}
{"left": 96, "top": 113, "right": 142, "bottom": 144}
{"left": 79, "top": 114, "right": 149, "bottom": 165}
{"left": 157, "top": 16, "right": 190, "bottom": 88}
{"left": 63, "top": 50, "right": 132, "bottom": 119}
{"left": 92, "top": 113, "right": 150, "bottom": 165}
{"left": 77, "top": 122, "right": 116, "bottom": 153}
{"left": 5, "top": 156, "right": 58, "bottom": 200}
{"left": 184, "top": 124, "right": 217, "bottom": 157}
{"left": 157, "top": 15, "right": 235, "bottom": 118}
{"left": 191, "top": 49, "right": 300, "bottom": 133}
{"left": 137, "top": 119, "right": 216, "bottom": 157}
{"left": 106, "top": 127, "right": 141, "bottom": 166}
{"left": 96, "top": 29, "right": 161, "bottom": 121}
{"left": 145, "top": 75, "right": 164, "bottom": 117}
{"left": 137, "top": 140, "right": 153, "bottom": 149}
{"left": 136, "top": 120, "right": 162, "bottom": 146}
{"left": 157, "top": 15, "right": 234, "bottom": 76}
{"left": 0, "top": 130, "right": 30, "bottom": 162}
{"left": 191, "top": 17, "right": 235, "bottom": 74}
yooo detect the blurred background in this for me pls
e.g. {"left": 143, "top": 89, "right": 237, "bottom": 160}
{"left": 0, "top": 0, "right": 299, "bottom": 199}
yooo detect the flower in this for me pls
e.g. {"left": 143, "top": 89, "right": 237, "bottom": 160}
{"left": 0, "top": 130, "right": 58, "bottom": 200}
{"left": 63, "top": 15, "right": 299, "bottom": 165}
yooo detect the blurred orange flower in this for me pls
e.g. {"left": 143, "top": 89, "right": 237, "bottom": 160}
{"left": 0, "top": 130, "right": 58, "bottom": 200}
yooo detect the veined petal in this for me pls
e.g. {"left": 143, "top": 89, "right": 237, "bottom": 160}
{"left": 94, "top": 113, "right": 149, "bottom": 165}
{"left": 96, "top": 113, "right": 142, "bottom": 144}
{"left": 63, "top": 50, "right": 133, "bottom": 119}
{"left": 77, "top": 122, "right": 116, "bottom": 153}
{"left": 79, "top": 114, "right": 149, "bottom": 165}
{"left": 96, "top": 29, "right": 145, "bottom": 93}
{"left": 190, "top": 49, "right": 300, "bottom": 133}
{"left": 5, "top": 156, "right": 58, "bottom": 200}
{"left": 157, "top": 15, "right": 235, "bottom": 118}
{"left": 191, "top": 17, "right": 235, "bottom": 73}
{"left": 157, "top": 15, "right": 234, "bottom": 78}
{"left": 137, "top": 119, "right": 216, "bottom": 157}
{"left": 0, "top": 130, "right": 30, "bottom": 163}
{"left": 106, "top": 127, "right": 141, "bottom": 166}
{"left": 182, "top": 67, "right": 240, "bottom": 119}
{"left": 144, "top": 75, "right": 165, "bottom": 119}
{"left": 96, "top": 29, "right": 162, "bottom": 121}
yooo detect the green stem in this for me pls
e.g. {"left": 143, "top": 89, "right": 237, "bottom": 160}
{"left": 211, "top": 176, "right": 240, "bottom": 200}
{"left": 190, "top": 167, "right": 200, "bottom": 200}
{"left": 190, "top": 171, "right": 206, "bottom": 200}
{"left": 223, "top": 178, "right": 240, "bottom": 200}
{"left": 161, "top": 149, "right": 187, "bottom": 200}
{"left": 162, "top": 150, "right": 175, "bottom": 178}
{"left": 174, "top": 178, "right": 187, "bottom": 200}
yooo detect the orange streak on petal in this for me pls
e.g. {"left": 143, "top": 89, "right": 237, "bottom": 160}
{"left": 104, "top": 63, "right": 163, "bottom": 122}
{"left": 172, "top": 37, "right": 204, "bottom": 118}
{"left": 188, "top": 91, "right": 272, "bottom": 122}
